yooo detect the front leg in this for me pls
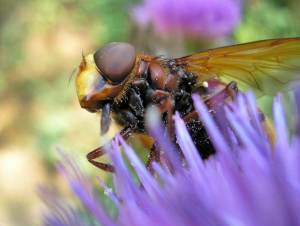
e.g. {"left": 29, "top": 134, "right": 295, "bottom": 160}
{"left": 87, "top": 127, "right": 132, "bottom": 172}
{"left": 87, "top": 147, "right": 114, "bottom": 172}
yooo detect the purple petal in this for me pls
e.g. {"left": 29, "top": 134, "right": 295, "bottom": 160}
{"left": 44, "top": 87, "right": 300, "bottom": 226}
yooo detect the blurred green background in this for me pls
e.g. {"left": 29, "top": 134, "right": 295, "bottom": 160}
{"left": 0, "top": 0, "right": 299, "bottom": 225}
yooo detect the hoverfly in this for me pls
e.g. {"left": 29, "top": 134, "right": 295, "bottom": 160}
{"left": 76, "top": 38, "right": 300, "bottom": 172}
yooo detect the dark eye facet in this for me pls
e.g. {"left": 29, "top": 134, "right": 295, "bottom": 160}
{"left": 94, "top": 42, "right": 136, "bottom": 84}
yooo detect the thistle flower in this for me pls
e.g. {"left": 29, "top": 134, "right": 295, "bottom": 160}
{"left": 43, "top": 89, "right": 300, "bottom": 226}
{"left": 131, "top": 0, "right": 242, "bottom": 39}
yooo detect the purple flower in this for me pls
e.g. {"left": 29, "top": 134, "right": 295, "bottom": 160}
{"left": 43, "top": 89, "right": 300, "bottom": 226}
{"left": 131, "top": 0, "right": 242, "bottom": 39}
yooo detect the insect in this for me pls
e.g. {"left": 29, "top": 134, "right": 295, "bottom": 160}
{"left": 76, "top": 38, "right": 300, "bottom": 172}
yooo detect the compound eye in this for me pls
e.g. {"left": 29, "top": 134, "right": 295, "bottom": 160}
{"left": 94, "top": 42, "right": 136, "bottom": 84}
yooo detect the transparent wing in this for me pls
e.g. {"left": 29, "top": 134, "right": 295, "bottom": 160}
{"left": 175, "top": 38, "right": 300, "bottom": 95}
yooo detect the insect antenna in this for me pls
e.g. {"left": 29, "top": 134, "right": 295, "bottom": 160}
{"left": 68, "top": 67, "right": 77, "bottom": 86}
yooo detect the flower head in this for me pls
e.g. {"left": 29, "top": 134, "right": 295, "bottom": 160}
{"left": 131, "top": 0, "right": 242, "bottom": 39}
{"left": 43, "top": 89, "right": 300, "bottom": 226}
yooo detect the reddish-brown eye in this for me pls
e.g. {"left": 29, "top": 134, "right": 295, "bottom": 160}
{"left": 94, "top": 42, "right": 136, "bottom": 84}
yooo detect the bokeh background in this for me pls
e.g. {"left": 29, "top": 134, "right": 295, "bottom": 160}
{"left": 0, "top": 0, "right": 299, "bottom": 225}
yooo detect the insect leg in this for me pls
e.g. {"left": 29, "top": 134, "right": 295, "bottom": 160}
{"left": 205, "top": 81, "right": 238, "bottom": 109}
{"left": 182, "top": 111, "right": 199, "bottom": 123}
{"left": 86, "top": 127, "right": 132, "bottom": 172}
{"left": 149, "top": 89, "right": 175, "bottom": 136}
{"left": 132, "top": 78, "right": 149, "bottom": 91}
{"left": 150, "top": 90, "right": 170, "bottom": 111}
{"left": 146, "top": 89, "right": 176, "bottom": 170}
{"left": 226, "top": 81, "right": 239, "bottom": 100}
{"left": 87, "top": 147, "right": 115, "bottom": 172}
{"left": 146, "top": 143, "right": 160, "bottom": 173}
{"left": 129, "top": 88, "right": 144, "bottom": 117}
{"left": 116, "top": 110, "right": 139, "bottom": 129}
{"left": 165, "top": 98, "right": 175, "bottom": 139}
{"left": 180, "top": 81, "right": 238, "bottom": 159}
